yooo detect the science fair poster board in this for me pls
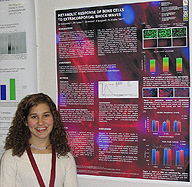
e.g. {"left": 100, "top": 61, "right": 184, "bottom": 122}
{"left": 55, "top": 0, "right": 190, "bottom": 182}
{"left": 0, "top": 0, "right": 37, "bottom": 157}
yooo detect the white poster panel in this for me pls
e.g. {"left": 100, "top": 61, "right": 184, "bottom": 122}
{"left": 0, "top": 0, "right": 37, "bottom": 157}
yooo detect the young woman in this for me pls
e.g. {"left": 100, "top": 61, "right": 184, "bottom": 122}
{"left": 0, "top": 93, "right": 78, "bottom": 187}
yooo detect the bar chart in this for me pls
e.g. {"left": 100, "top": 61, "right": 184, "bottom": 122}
{"left": 174, "top": 120, "right": 181, "bottom": 132}
{"left": 0, "top": 75, "right": 23, "bottom": 101}
{"left": 176, "top": 150, "right": 184, "bottom": 166}
{"left": 164, "top": 148, "right": 172, "bottom": 165}
{"left": 152, "top": 149, "right": 159, "bottom": 165}
{"left": 149, "top": 57, "right": 183, "bottom": 73}
{"left": 152, "top": 120, "right": 159, "bottom": 132}
{"left": 151, "top": 120, "right": 181, "bottom": 132}
{"left": 152, "top": 148, "right": 184, "bottom": 166}
{"left": 163, "top": 57, "right": 169, "bottom": 72}
{"left": 162, "top": 120, "right": 170, "bottom": 132}
{"left": 150, "top": 59, "right": 156, "bottom": 73}
{"left": 176, "top": 58, "right": 182, "bottom": 72}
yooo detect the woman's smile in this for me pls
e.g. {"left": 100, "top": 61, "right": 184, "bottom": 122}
{"left": 35, "top": 127, "right": 48, "bottom": 133}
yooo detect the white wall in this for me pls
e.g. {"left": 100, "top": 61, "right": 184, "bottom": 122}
{"left": 34, "top": 0, "right": 192, "bottom": 186}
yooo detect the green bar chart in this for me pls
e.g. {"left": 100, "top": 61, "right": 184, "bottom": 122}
{"left": 150, "top": 59, "right": 156, "bottom": 72}
{"left": 163, "top": 57, "right": 169, "bottom": 72}
{"left": 10, "top": 79, "right": 16, "bottom": 100}
{"left": 176, "top": 58, "right": 182, "bottom": 72}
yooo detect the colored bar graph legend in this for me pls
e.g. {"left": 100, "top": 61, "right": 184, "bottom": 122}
{"left": 176, "top": 58, "right": 182, "bottom": 72}
{"left": 163, "top": 57, "right": 169, "bottom": 72}
{"left": 152, "top": 149, "right": 159, "bottom": 165}
{"left": 174, "top": 120, "right": 181, "bottom": 132}
{"left": 164, "top": 148, "right": 171, "bottom": 165}
{"left": 176, "top": 150, "right": 184, "bottom": 166}
{"left": 152, "top": 120, "right": 159, "bottom": 132}
{"left": 150, "top": 59, "right": 156, "bottom": 72}
{"left": 10, "top": 79, "right": 16, "bottom": 100}
{"left": 163, "top": 120, "right": 170, "bottom": 132}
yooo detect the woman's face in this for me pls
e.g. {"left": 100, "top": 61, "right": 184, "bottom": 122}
{"left": 27, "top": 103, "right": 54, "bottom": 143}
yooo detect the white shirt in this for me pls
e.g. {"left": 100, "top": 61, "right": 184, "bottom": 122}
{"left": 0, "top": 149, "right": 78, "bottom": 187}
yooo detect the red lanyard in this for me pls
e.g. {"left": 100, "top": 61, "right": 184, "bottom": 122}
{"left": 27, "top": 147, "right": 56, "bottom": 187}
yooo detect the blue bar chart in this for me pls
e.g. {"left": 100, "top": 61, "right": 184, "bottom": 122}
{"left": 1, "top": 85, "right": 6, "bottom": 100}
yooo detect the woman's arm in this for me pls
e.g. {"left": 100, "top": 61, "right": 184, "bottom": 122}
{"left": 0, "top": 150, "right": 16, "bottom": 187}
{"left": 64, "top": 153, "right": 78, "bottom": 187}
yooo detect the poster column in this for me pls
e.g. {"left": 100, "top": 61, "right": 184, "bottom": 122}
{"left": 0, "top": 0, "right": 37, "bottom": 157}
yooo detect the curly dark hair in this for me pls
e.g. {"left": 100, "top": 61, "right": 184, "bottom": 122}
{"left": 4, "top": 93, "right": 70, "bottom": 157}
